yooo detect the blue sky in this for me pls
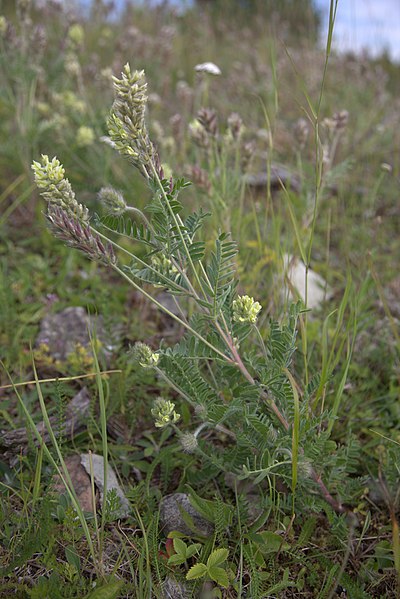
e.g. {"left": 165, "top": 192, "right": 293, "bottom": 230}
{"left": 315, "top": 0, "right": 400, "bottom": 60}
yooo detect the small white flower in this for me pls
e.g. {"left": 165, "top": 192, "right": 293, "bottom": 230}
{"left": 194, "top": 62, "right": 221, "bottom": 76}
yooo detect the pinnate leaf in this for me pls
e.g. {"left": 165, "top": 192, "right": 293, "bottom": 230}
{"left": 173, "top": 537, "right": 187, "bottom": 556}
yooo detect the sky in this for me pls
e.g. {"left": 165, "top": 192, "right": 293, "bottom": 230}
{"left": 315, "top": 0, "right": 400, "bottom": 61}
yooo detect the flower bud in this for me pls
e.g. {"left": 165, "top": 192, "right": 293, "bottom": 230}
{"left": 227, "top": 112, "right": 243, "bottom": 141}
{"left": 67, "top": 23, "right": 84, "bottom": 48}
{"left": 179, "top": 433, "right": 198, "bottom": 453}
{"left": 130, "top": 342, "right": 159, "bottom": 368}
{"left": 98, "top": 186, "right": 127, "bottom": 216}
{"left": 197, "top": 108, "right": 218, "bottom": 137}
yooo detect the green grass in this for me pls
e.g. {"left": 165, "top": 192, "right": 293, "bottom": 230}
{"left": 1, "top": 1, "right": 400, "bottom": 597}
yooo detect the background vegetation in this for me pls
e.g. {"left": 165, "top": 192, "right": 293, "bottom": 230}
{"left": 0, "top": 0, "right": 399, "bottom": 597}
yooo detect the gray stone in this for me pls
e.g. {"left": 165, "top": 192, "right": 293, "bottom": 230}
{"left": 159, "top": 493, "right": 213, "bottom": 537}
{"left": 1, "top": 388, "right": 90, "bottom": 465}
{"left": 224, "top": 474, "right": 263, "bottom": 523}
{"left": 244, "top": 164, "right": 301, "bottom": 194}
{"left": 80, "top": 453, "right": 131, "bottom": 519}
{"left": 163, "top": 576, "right": 191, "bottom": 599}
{"left": 35, "top": 306, "right": 112, "bottom": 363}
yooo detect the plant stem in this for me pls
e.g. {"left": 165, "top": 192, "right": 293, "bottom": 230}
{"left": 94, "top": 227, "right": 193, "bottom": 297}
{"left": 151, "top": 165, "right": 207, "bottom": 299}
{"left": 0, "top": 369, "right": 121, "bottom": 390}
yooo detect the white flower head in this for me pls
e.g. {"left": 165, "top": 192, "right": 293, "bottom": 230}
{"left": 194, "top": 62, "right": 222, "bottom": 76}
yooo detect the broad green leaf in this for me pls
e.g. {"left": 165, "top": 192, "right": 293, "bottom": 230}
{"left": 208, "top": 566, "right": 229, "bottom": 588}
{"left": 167, "top": 554, "right": 187, "bottom": 566}
{"left": 186, "top": 543, "right": 201, "bottom": 558}
{"left": 167, "top": 530, "right": 186, "bottom": 539}
{"left": 65, "top": 545, "right": 81, "bottom": 571}
{"left": 257, "top": 531, "right": 289, "bottom": 554}
{"left": 207, "top": 548, "right": 229, "bottom": 568}
{"left": 173, "top": 537, "right": 188, "bottom": 557}
{"left": 186, "top": 563, "right": 207, "bottom": 580}
{"left": 187, "top": 486, "right": 232, "bottom": 526}
{"left": 86, "top": 581, "right": 124, "bottom": 599}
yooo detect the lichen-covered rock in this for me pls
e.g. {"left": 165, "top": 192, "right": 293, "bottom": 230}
{"left": 163, "top": 576, "right": 190, "bottom": 599}
{"left": 35, "top": 306, "right": 112, "bottom": 363}
{"left": 1, "top": 388, "right": 90, "bottom": 465}
{"left": 244, "top": 164, "right": 301, "bottom": 194}
{"left": 159, "top": 493, "right": 213, "bottom": 537}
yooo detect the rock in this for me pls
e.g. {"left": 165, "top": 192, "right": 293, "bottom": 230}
{"left": 1, "top": 388, "right": 90, "bottom": 465}
{"left": 35, "top": 306, "right": 113, "bottom": 364}
{"left": 53, "top": 453, "right": 131, "bottom": 519}
{"left": 159, "top": 493, "right": 214, "bottom": 537}
{"left": 156, "top": 291, "right": 185, "bottom": 318}
{"left": 150, "top": 291, "right": 186, "bottom": 338}
{"left": 53, "top": 454, "right": 98, "bottom": 513}
{"left": 224, "top": 474, "right": 263, "bottom": 523}
{"left": 163, "top": 576, "right": 191, "bottom": 599}
{"left": 80, "top": 453, "right": 131, "bottom": 519}
{"left": 283, "top": 254, "right": 332, "bottom": 311}
{"left": 244, "top": 164, "right": 301, "bottom": 194}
